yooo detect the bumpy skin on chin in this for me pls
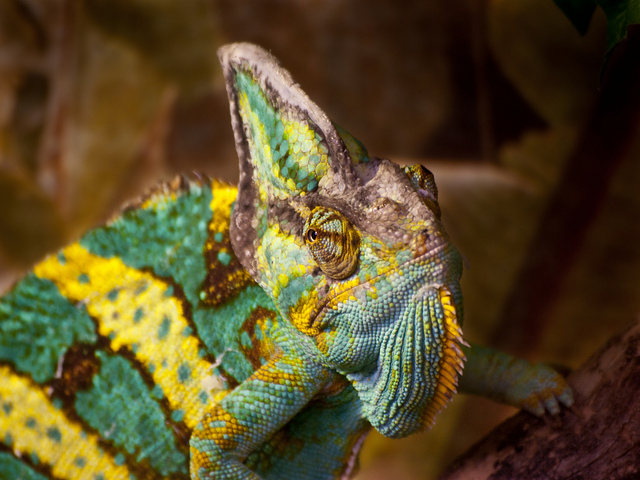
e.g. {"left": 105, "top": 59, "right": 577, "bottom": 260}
{"left": 0, "top": 43, "right": 572, "bottom": 480}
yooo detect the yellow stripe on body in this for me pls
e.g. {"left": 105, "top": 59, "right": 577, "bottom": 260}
{"left": 0, "top": 365, "right": 131, "bottom": 480}
{"left": 33, "top": 243, "right": 218, "bottom": 429}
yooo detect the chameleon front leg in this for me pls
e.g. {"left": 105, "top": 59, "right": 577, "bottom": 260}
{"left": 190, "top": 352, "right": 332, "bottom": 479}
{"left": 459, "top": 344, "right": 574, "bottom": 416}
{"left": 248, "top": 382, "right": 370, "bottom": 480}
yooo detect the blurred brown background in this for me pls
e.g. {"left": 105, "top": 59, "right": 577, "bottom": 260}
{"left": 1, "top": 1, "right": 639, "bottom": 479}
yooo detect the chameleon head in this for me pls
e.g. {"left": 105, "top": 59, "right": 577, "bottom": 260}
{"left": 219, "top": 43, "right": 465, "bottom": 438}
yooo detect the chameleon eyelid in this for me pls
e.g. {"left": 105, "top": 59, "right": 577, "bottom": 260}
{"left": 303, "top": 206, "right": 360, "bottom": 280}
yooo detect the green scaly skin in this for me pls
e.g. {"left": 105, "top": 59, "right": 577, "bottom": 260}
{"left": 0, "top": 43, "right": 573, "bottom": 480}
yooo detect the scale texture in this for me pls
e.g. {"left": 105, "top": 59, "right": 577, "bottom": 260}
{"left": 0, "top": 43, "right": 573, "bottom": 480}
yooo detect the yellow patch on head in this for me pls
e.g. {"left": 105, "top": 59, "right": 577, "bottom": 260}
{"left": 289, "top": 289, "right": 320, "bottom": 337}
{"left": 326, "top": 276, "right": 361, "bottom": 305}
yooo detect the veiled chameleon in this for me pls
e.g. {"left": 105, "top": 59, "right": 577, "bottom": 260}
{"left": 0, "top": 43, "right": 572, "bottom": 480}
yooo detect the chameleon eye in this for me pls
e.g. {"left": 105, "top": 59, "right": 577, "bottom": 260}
{"left": 306, "top": 228, "right": 318, "bottom": 243}
{"left": 403, "top": 164, "right": 441, "bottom": 219}
{"left": 303, "top": 207, "right": 360, "bottom": 280}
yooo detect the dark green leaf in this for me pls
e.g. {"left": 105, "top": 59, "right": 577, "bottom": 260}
{"left": 599, "top": 0, "right": 640, "bottom": 51}
{"left": 555, "top": 0, "right": 640, "bottom": 52}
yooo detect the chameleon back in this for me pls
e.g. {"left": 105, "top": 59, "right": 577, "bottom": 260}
{"left": 0, "top": 177, "right": 282, "bottom": 479}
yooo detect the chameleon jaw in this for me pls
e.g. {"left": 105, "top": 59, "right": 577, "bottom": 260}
{"left": 284, "top": 239, "right": 465, "bottom": 438}
{"left": 347, "top": 285, "right": 465, "bottom": 438}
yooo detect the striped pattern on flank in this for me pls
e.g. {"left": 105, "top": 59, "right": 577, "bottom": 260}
{"left": 0, "top": 365, "right": 133, "bottom": 480}
{"left": 33, "top": 244, "right": 220, "bottom": 430}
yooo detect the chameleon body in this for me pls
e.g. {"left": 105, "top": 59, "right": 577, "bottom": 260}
{"left": 0, "top": 43, "right": 573, "bottom": 480}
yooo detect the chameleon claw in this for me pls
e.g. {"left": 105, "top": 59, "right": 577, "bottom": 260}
{"left": 461, "top": 345, "right": 575, "bottom": 417}
{"left": 523, "top": 400, "right": 546, "bottom": 417}
{"left": 558, "top": 386, "right": 575, "bottom": 408}
{"left": 519, "top": 365, "right": 574, "bottom": 417}
{"left": 542, "top": 395, "right": 561, "bottom": 416}
{"left": 521, "top": 393, "right": 561, "bottom": 417}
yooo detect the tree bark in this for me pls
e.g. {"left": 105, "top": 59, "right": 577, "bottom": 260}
{"left": 440, "top": 318, "right": 640, "bottom": 479}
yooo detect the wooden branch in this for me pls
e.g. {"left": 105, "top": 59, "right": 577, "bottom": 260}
{"left": 440, "top": 318, "right": 640, "bottom": 479}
